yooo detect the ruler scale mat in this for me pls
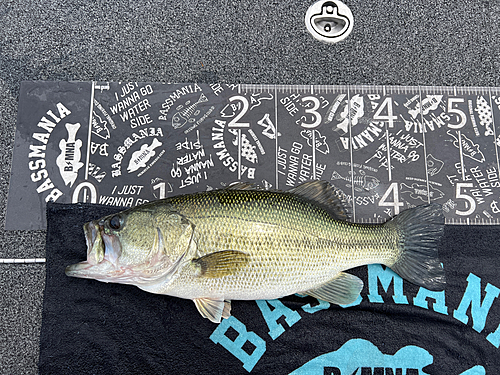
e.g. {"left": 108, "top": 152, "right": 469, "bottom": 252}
{"left": 7, "top": 82, "right": 500, "bottom": 230}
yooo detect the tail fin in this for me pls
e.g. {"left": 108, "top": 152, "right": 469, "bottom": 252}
{"left": 386, "top": 204, "right": 445, "bottom": 291}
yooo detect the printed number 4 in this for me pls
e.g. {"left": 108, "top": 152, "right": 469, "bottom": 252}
{"left": 373, "top": 97, "right": 397, "bottom": 128}
{"left": 378, "top": 182, "right": 404, "bottom": 215}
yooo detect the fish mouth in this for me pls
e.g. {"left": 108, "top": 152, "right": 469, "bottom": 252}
{"left": 65, "top": 219, "right": 182, "bottom": 286}
{"left": 65, "top": 220, "right": 123, "bottom": 281}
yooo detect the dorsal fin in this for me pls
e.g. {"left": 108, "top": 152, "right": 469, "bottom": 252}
{"left": 225, "top": 180, "right": 351, "bottom": 221}
{"left": 288, "top": 181, "right": 351, "bottom": 221}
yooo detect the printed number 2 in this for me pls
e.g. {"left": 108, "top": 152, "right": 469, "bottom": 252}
{"left": 228, "top": 96, "right": 250, "bottom": 128}
{"left": 378, "top": 182, "right": 404, "bottom": 215}
{"left": 455, "top": 182, "right": 476, "bottom": 216}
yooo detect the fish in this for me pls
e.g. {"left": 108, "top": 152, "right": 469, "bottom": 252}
{"left": 172, "top": 93, "right": 208, "bottom": 129}
{"left": 66, "top": 181, "right": 445, "bottom": 323}
{"left": 300, "top": 129, "right": 330, "bottom": 155}
{"left": 56, "top": 123, "right": 84, "bottom": 187}
{"left": 126, "top": 138, "right": 162, "bottom": 173}
{"left": 331, "top": 170, "right": 380, "bottom": 192}
{"left": 426, "top": 154, "right": 444, "bottom": 176}
{"left": 408, "top": 95, "right": 442, "bottom": 119}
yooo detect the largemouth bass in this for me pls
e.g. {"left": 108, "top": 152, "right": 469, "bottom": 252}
{"left": 66, "top": 181, "right": 445, "bottom": 323}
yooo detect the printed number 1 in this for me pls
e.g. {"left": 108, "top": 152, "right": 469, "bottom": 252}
{"left": 153, "top": 182, "right": 166, "bottom": 199}
{"left": 378, "top": 182, "right": 404, "bottom": 215}
{"left": 455, "top": 182, "right": 476, "bottom": 216}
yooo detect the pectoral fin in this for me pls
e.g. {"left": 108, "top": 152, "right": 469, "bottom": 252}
{"left": 305, "top": 272, "right": 363, "bottom": 305}
{"left": 193, "top": 298, "right": 231, "bottom": 323}
{"left": 192, "top": 250, "right": 250, "bottom": 278}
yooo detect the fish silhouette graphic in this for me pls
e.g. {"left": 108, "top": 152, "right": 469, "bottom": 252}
{"left": 172, "top": 93, "right": 208, "bottom": 129}
{"left": 127, "top": 138, "right": 162, "bottom": 173}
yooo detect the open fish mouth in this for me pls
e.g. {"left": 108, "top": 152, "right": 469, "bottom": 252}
{"left": 65, "top": 218, "right": 179, "bottom": 285}
{"left": 65, "top": 221, "right": 122, "bottom": 280}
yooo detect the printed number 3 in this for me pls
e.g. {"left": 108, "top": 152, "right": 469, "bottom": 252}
{"left": 299, "top": 96, "right": 321, "bottom": 129}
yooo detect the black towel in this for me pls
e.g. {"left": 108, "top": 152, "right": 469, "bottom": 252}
{"left": 39, "top": 202, "right": 500, "bottom": 374}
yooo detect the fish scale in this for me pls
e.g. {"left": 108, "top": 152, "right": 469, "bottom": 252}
{"left": 157, "top": 189, "right": 398, "bottom": 300}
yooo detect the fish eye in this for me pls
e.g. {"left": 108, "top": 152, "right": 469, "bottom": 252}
{"left": 109, "top": 215, "right": 122, "bottom": 230}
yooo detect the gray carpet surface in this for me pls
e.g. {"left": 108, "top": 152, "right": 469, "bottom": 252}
{"left": 1, "top": 0, "right": 499, "bottom": 373}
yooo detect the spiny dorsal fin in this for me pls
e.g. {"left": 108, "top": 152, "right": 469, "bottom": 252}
{"left": 192, "top": 250, "right": 250, "bottom": 278}
{"left": 225, "top": 180, "right": 350, "bottom": 221}
{"left": 288, "top": 181, "right": 351, "bottom": 221}
{"left": 305, "top": 272, "right": 363, "bottom": 305}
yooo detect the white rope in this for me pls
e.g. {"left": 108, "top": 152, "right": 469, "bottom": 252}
{"left": 0, "top": 258, "right": 46, "bottom": 263}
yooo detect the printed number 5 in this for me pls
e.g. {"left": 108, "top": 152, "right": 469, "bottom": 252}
{"left": 447, "top": 98, "right": 467, "bottom": 130}
{"left": 455, "top": 182, "right": 476, "bottom": 216}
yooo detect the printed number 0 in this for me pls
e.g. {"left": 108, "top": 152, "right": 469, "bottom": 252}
{"left": 228, "top": 96, "right": 250, "bottom": 128}
{"left": 72, "top": 181, "right": 97, "bottom": 203}
{"left": 300, "top": 96, "right": 322, "bottom": 129}
{"left": 378, "top": 182, "right": 404, "bottom": 215}
{"left": 455, "top": 182, "right": 476, "bottom": 216}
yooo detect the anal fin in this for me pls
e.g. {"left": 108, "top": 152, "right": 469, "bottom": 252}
{"left": 193, "top": 298, "right": 231, "bottom": 323}
{"left": 305, "top": 272, "right": 363, "bottom": 305}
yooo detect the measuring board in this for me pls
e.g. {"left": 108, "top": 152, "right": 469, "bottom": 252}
{"left": 6, "top": 82, "right": 500, "bottom": 230}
